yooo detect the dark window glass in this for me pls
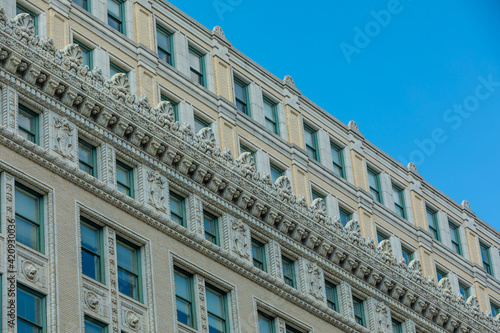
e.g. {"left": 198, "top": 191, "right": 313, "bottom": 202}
{"left": 252, "top": 238, "right": 266, "bottom": 271}
{"left": 84, "top": 316, "right": 108, "bottom": 333}
{"left": 206, "top": 284, "right": 228, "bottom": 333}
{"left": 436, "top": 268, "right": 447, "bottom": 281}
{"left": 480, "top": 242, "right": 492, "bottom": 275}
{"left": 17, "top": 285, "right": 45, "bottom": 332}
{"left": 194, "top": 115, "right": 211, "bottom": 134}
{"left": 392, "top": 319, "right": 403, "bottom": 333}
{"left": 459, "top": 283, "right": 470, "bottom": 301}
{"left": 174, "top": 267, "right": 196, "bottom": 328}
{"left": 392, "top": 184, "right": 406, "bottom": 219}
{"left": 74, "top": 40, "right": 93, "bottom": 68}
{"left": 339, "top": 207, "right": 352, "bottom": 227}
{"left": 157, "top": 25, "right": 173, "bottom": 66}
{"left": 352, "top": 296, "right": 365, "bottom": 327}
{"left": 204, "top": 211, "right": 219, "bottom": 245}
{"left": 282, "top": 256, "right": 295, "bottom": 288}
{"left": 15, "top": 184, "right": 43, "bottom": 252}
{"left": 325, "top": 281, "right": 338, "bottom": 312}
{"left": 109, "top": 62, "right": 128, "bottom": 77}
{"left": 258, "top": 311, "right": 274, "bottom": 333}
{"left": 367, "top": 168, "right": 382, "bottom": 203}
{"left": 303, "top": 124, "right": 318, "bottom": 161}
{"left": 270, "top": 163, "right": 284, "bottom": 184}
{"left": 170, "top": 192, "right": 185, "bottom": 227}
{"left": 426, "top": 207, "right": 440, "bottom": 241}
{"left": 107, "top": 0, "right": 124, "bottom": 33}
{"left": 234, "top": 77, "right": 249, "bottom": 115}
{"left": 449, "top": 222, "right": 462, "bottom": 255}
{"left": 79, "top": 139, "right": 97, "bottom": 176}
{"left": 189, "top": 47, "right": 205, "bottom": 86}
{"left": 330, "top": 142, "right": 345, "bottom": 178}
{"left": 116, "top": 237, "right": 141, "bottom": 301}
{"left": 263, "top": 97, "right": 278, "bottom": 134}
{"left": 116, "top": 160, "right": 134, "bottom": 198}
{"left": 401, "top": 246, "right": 413, "bottom": 265}
{"left": 18, "top": 105, "right": 39, "bottom": 144}
{"left": 81, "top": 218, "right": 104, "bottom": 282}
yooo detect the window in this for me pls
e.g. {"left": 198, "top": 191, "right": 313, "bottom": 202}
{"left": 263, "top": 97, "right": 279, "bottom": 134}
{"left": 107, "top": 0, "right": 125, "bottom": 34}
{"left": 240, "top": 144, "right": 256, "bottom": 167}
{"left": 352, "top": 296, "right": 365, "bottom": 327}
{"left": 206, "top": 284, "right": 229, "bottom": 333}
{"left": 491, "top": 301, "right": 500, "bottom": 318}
{"left": 160, "top": 94, "right": 179, "bottom": 122}
{"left": 325, "top": 281, "right": 339, "bottom": 312}
{"left": 116, "top": 160, "right": 134, "bottom": 198}
{"left": 401, "top": 246, "right": 414, "bottom": 265}
{"left": 285, "top": 326, "right": 302, "bottom": 333}
{"left": 251, "top": 238, "right": 266, "bottom": 271}
{"left": 73, "top": 0, "right": 90, "bottom": 11}
{"left": 392, "top": 319, "right": 403, "bottom": 333}
{"left": 392, "top": 184, "right": 406, "bottom": 219}
{"left": 303, "top": 124, "right": 319, "bottom": 161}
{"left": 15, "top": 184, "right": 43, "bottom": 252}
{"left": 116, "top": 237, "right": 141, "bottom": 301}
{"left": 204, "top": 211, "right": 219, "bottom": 245}
{"left": 80, "top": 218, "right": 104, "bottom": 283}
{"left": 258, "top": 311, "right": 274, "bottom": 333}
{"left": 18, "top": 104, "right": 39, "bottom": 144}
{"left": 189, "top": 47, "right": 205, "bottom": 86}
{"left": 377, "top": 230, "right": 389, "bottom": 244}
{"left": 339, "top": 207, "right": 352, "bottom": 227}
{"left": 311, "top": 189, "right": 325, "bottom": 203}
{"left": 85, "top": 316, "right": 108, "bottom": 333}
{"left": 79, "top": 139, "right": 97, "bottom": 177}
{"left": 16, "top": 4, "right": 38, "bottom": 34}
{"left": 459, "top": 282, "right": 470, "bottom": 301}
{"left": 282, "top": 256, "right": 296, "bottom": 288}
{"left": 17, "top": 285, "right": 46, "bottom": 332}
{"left": 194, "top": 115, "right": 211, "bottom": 134}
{"left": 170, "top": 192, "right": 185, "bottom": 227}
{"left": 436, "top": 267, "right": 447, "bottom": 281}
{"left": 449, "top": 222, "right": 462, "bottom": 255}
{"left": 270, "top": 163, "right": 284, "bottom": 184}
{"left": 367, "top": 167, "right": 382, "bottom": 203}
{"left": 234, "top": 77, "right": 249, "bottom": 115}
{"left": 426, "top": 207, "right": 440, "bottom": 241}
{"left": 74, "top": 40, "right": 93, "bottom": 69}
{"left": 330, "top": 142, "right": 345, "bottom": 178}
{"left": 157, "top": 25, "right": 173, "bottom": 66}
{"left": 174, "top": 267, "right": 196, "bottom": 328}
{"left": 109, "top": 61, "right": 128, "bottom": 78}
{"left": 480, "top": 242, "right": 492, "bottom": 275}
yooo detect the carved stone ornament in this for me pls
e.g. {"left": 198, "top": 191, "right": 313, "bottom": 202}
{"left": 213, "top": 26, "right": 225, "bottom": 38}
{"left": 22, "top": 260, "right": 38, "bottom": 282}
{"left": 307, "top": 262, "right": 324, "bottom": 300}
{"left": 283, "top": 75, "right": 295, "bottom": 87}
{"left": 348, "top": 120, "right": 359, "bottom": 132}
{"left": 236, "top": 152, "right": 255, "bottom": 178}
{"left": 126, "top": 310, "right": 140, "bottom": 330}
{"left": 231, "top": 219, "right": 249, "bottom": 259}
{"left": 60, "top": 43, "right": 83, "bottom": 69}
{"left": 54, "top": 116, "right": 75, "bottom": 158}
{"left": 148, "top": 101, "right": 175, "bottom": 128}
{"left": 407, "top": 162, "right": 418, "bottom": 173}
{"left": 194, "top": 127, "right": 216, "bottom": 154}
{"left": 147, "top": 170, "right": 166, "bottom": 211}
{"left": 84, "top": 291, "right": 100, "bottom": 311}
{"left": 106, "top": 72, "right": 130, "bottom": 94}
{"left": 461, "top": 200, "right": 471, "bottom": 211}
{"left": 375, "top": 302, "right": 391, "bottom": 333}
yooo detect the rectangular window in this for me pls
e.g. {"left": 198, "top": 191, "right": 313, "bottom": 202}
{"left": 79, "top": 139, "right": 97, "bottom": 177}
{"left": 160, "top": 94, "right": 179, "bottom": 122}
{"left": 251, "top": 238, "right": 266, "bottom": 271}
{"left": 367, "top": 167, "right": 382, "bottom": 203}
{"left": 449, "top": 222, "right": 462, "bottom": 255}
{"left": 240, "top": 144, "right": 256, "bottom": 168}
{"left": 157, "top": 25, "right": 174, "bottom": 66}
{"left": 74, "top": 40, "right": 93, "bottom": 69}
{"left": 194, "top": 115, "right": 211, "bottom": 134}
{"left": 282, "top": 256, "right": 296, "bottom": 288}
{"left": 174, "top": 267, "right": 196, "bottom": 328}
{"left": 234, "top": 77, "right": 249, "bottom": 115}
{"left": 17, "top": 285, "right": 46, "bottom": 332}
{"left": 352, "top": 296, "right": 365, "bottom": 327}
{"left": 480, "top": 242, "right": 492, "bottom": 275}
{"left": 84, "top": 316, "right": 108, "bottom": 333}
{"left": 491, "top": 301, "right": 500, "bottom": 318}
{"left": 80, "top": 218, "right": 104, "bottom": 283}
{"left": 116, "top": 237, "right": 141, "bottom": 301}
{"left": 107, "top": 0, "right": 125, "bottom": 34}
{"left": 401, "top": 246, "right": 414, "bottom": 265}
{"left": 109, "top": 61, "right": 128, "bottom": 78}
{"left": 189, "top": 47, "right": 205, "bottom": 87}
{"left": 206, "top": 284, "right": 229, "bottom": 333}
{"left": 16, "top": 4, "right": 38, "bottom": 34}
{"left": 285, "top": 326, "right": 302, "bottom": 333}
{"left": 311, "top": 189, "right": 325, "bottom": 203}
{"left": 303, "top": 124, "right": 319, "bottom": 161}
{"left": 392, "top": 184, "right": 406, "bottom": 219}
{"left": 392, "top": 319, "right": 403, "bottom": 333}
{"left": 377, "top": 230, "right": 389, "bottom": 244}
{"left": 339, "top": 207, "right": 352, "bottom": 227}
{"left": 73, "top": 0, "right": 90, "bottom": 11}
{"left": 270, "top": 163, "right": 284, "bottom": 184}
{"left": 325, "top": 281, "right": 339, "bottom": 312}
{"left": 18, "top": 104, "right": 39, "bottom": 144}
{"left": 459, "top": 282, "right": 470, "bottom": 301}
{"left": 116, "top": 160, "right": 134, "bottom": 198}
{"left": 258, "top": 311, "right": 274, "bottom": 333}
{"left": 263, "top": 96, "right": 279, "bottom": 134}
{"left": 204, "top": 211, "right": 219, "bottom": 245}
{"left": 170, "top": 192, "right": 185, "bottom": 227}
{"left": 15, "top": 184, "right": 43, "bottom": 252}
{"left": 436, "top": 267, "right": 447, "bottom": 281}
{"left": 426, "top": 207, "right": 440, "bottom": 241}
{"left": 330, "top": 142, "right": 345, "bottom": 179}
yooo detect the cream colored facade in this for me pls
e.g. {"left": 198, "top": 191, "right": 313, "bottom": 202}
{"left": 0, "top": 0, "right": 499, "bottom": 332}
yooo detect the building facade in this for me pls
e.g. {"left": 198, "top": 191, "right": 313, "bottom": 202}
{"left": 0, "top": 0, "right": 499, "bottom": 332}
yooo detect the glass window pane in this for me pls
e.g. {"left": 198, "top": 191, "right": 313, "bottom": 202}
{"left": 189, "top": 50, "right": 201, "bottom": 72}
{"left": 107, "top": 0, "right": 121, "bottom": 18}
{"left": 176, "top": 298, "right": 192, "bottom": 325}
{"left": 264, "top": 100, "right": 275, "bottom": 120}
{"left": 81, "top": 224, "right": 99, "bottom": 253}
{"left": 303, "top": 129, "right": 313, "bottom": 146}
{"left": 157, "top": 29, "right": 170, "bottom": 51}
{"left": 116, "top": 164, "right": 130, "bottom": 186}
{"left": 19, "top": 109, "right": 35, "bottom": 132}
{"left": 18, "top": 288, "right": 41, "bottom": 324}
{"left": 118, "top": 268, "right": 138, "bottom": 298}
{"left": 117, "top": 242, "right": 137, "bottom": 273}
{"left": 85, "top": 319, "right": 106, "bottom": 333}
{"left": 174, "top": 272, "right": 190, "bottom": 300}
{"left": 82, "top": 250, "right": 100, "bottom": 280}
{"left": 258, "top": 313, "right": 273, "bottom": 333}
{"left": 206, "top": 289, "right": 224, "bottom": 317}
{"left": 392, "top": 187, "right": 402, "bottom": 206}
{"left": 16, "top": 216, "right": 39, "bottom": 249}
{"left": 368, "top": 170, "right": 377, "bottom": 189}
{"left": 16, "top": 188, "right": 39, "bottom": 222}
{"left": 208, "top": 315, "right": 225, "bottom": 333}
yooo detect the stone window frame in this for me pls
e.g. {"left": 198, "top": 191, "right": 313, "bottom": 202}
{"left": 170, "top": 253, "right": 240, "bottom": 333}
{"left": 253, "top": 297, "right": 313, "bottom": 333}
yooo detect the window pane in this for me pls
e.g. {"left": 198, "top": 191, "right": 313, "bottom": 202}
{"left": 157, "top": 29, "right": 170, "bottom": 52}
{"left": 264, "top": 100, "right": 274, "bottom": 120}
{"left": 176, "top": 298, "right": 192, "bottom": 325}
{"left": 118, "top": 268, "right": 138, "bottom": 298}
{"left": 18, "top": 288, "right": 41, "bottom": 324}
{"left": 234, "top": 81, "right": 245, "bottom": 101}
{"left": 258, "top": 313, "right": 274, "bottom": 333}
{"left": 208, "top": 315, "right": 226, "bottom": 333}
{"left": 339, "top": 208, "right": 351, "bottom": 227}
{"left": 189, "top": 50, "right": 201, "bottom": 72}
{"left": 206, "top": 289, "right": 224, "bottom": 317}
{"left": 304, "top": 128, "right": 313, "bottom": 147}
{"left": 16, "top": 188, "right": 39, "bottom": 222}
{"left": 85, "top": 319, "right": 106, "bottom": 333}
{"left": 81, "top": 224, "right": 99, "bottom": 253}
{"left": 116, "top": 164, "right": 131, "bottom": 186}
{"left": 16, "top": 216, "right": 39, "bottom": 249}
{"left": 107, "top": 0, "right": 121, "bottom": 18}
{"left": 19, "top": 109, "right": 35, "bottom": 133}
{"left": 117, "top": 242, "right": 138, "bottom": 273}
{"left": 392, "top": 187, "right": 402, "bottom": 206}
{"left": 174, "top": 272, "right": 190, "bottom": 300}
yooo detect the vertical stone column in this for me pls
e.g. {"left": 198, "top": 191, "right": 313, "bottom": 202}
{"left": 389, "top": 236, "right": 403, "bottom": 260}
{"left": 447, "top": 271, "right": 460, "bottom": 295}
{"left": 255, "top": 150, "right": 269, "bottom": 174}
{"left": 404, "top": 319, "right": 417, "bottom": 333}
{"left": 3, "top": 0, "right": 15, "bottom": 18}
{"left": 196, "top": 276, "right": 208, "bottom": 333}
{"left": 248, "top": 82, "right": 263, "bottom": 123}
{"left": 491, "top": 245, "right": 500, "bottom": 279}
{"left": 380, "top": 171, "right": 393, "bottom": 210}
{"left": 276, "top": 101, "right": 288, "bottom": 141}
{"left": 267, "top": 240, "right": 282, "bottom": 280}
{"left": 1, "top": 85, "right": 18, "bottom": 131}
{"left": 458, "top": 225, "right": 470, "bottom": 261}
{"left": 93, "top": 0, "right": 108, "bottom": 24}
{"left": 339, "top": 281, "right": 354, "bottom": 322}
{"left": 403, "top": 188, "right": 415, "bottom": 225}
{"left": 174, "top": 32, "right": 189, "bottom": 77}
{"left": 179, "top": 102, "right": 194, "bottom": 129}
{"left": 188, "top": 194, "right": 204, "bottom": 236}
{"left": 107, "top": 229, "right": 119, "bottom": 333}
{"left": 325, "top": 194, "right": 339, "bottom": 218}
{"left": 437, "top": 210, "right": 451, "bottom": 246}
{"left": 3, "top": 173, "right": 16, "bottom": 332}
{"left": 317, "top": 128, "right": 331, "bottom": 169}
{"left": 100, "top": 143, "right": 116, "bottom": 188}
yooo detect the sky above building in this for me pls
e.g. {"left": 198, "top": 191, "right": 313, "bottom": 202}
{"left": 168, "top": 0, "right": 500, "bottom": 230}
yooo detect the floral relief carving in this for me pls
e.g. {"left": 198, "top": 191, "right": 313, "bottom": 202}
{"left": 375, "top": 302, "right": 391, "bottom": 333}
{"left": 147, "top": 170, "right": 167, "bottom": 212}
{"left": 231, "top": 219, "right": 250, "bottom": 259}
{"left": 54, "top": 116, "right": 75, "bottom": 159}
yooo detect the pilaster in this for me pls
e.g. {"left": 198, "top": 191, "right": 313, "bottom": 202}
{"left": 325, "top": 194, "right": 339, "bottom": 218}
{"left": 248, "top": 82, "right": 263, "bottom": 123}
{"left": 188, "top": 194, "right": 204, "bottom": 236}
{"left": 268, "top": 240, "right": 282, "bottom": 280}
{"left": 1, "top": 84, "right": 17, "bottom": 131}
{"left": 173, "top": 32, "right": 189, "bottom": 76}
{"left": 276, "top": 101, "right": 288, "bottom": 141}
{"left": 390, "top": 236, "right": 403, "bottom": 260}
{"left": 404, "top": 319, "right": 417, "bottom": 333}
{"left": 100, "top": 143, "right": 116, "bottom": 188}
{"left": 438, "top": 210, "right": 452, "bottom": 247}
{"left": 339, "top": 281, "right": 354, "bottom": 322}
{"left": 317, "top": 128, "right": 331, "bottom": 170}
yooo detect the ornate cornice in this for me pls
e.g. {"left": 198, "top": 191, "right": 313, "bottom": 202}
{"left": 0, "top": 9, "right": 498, "bottom": 332}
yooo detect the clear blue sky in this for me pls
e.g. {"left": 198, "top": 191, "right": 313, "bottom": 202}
{"left": 168, "top": 0, "right": 500, "bottom": 231}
